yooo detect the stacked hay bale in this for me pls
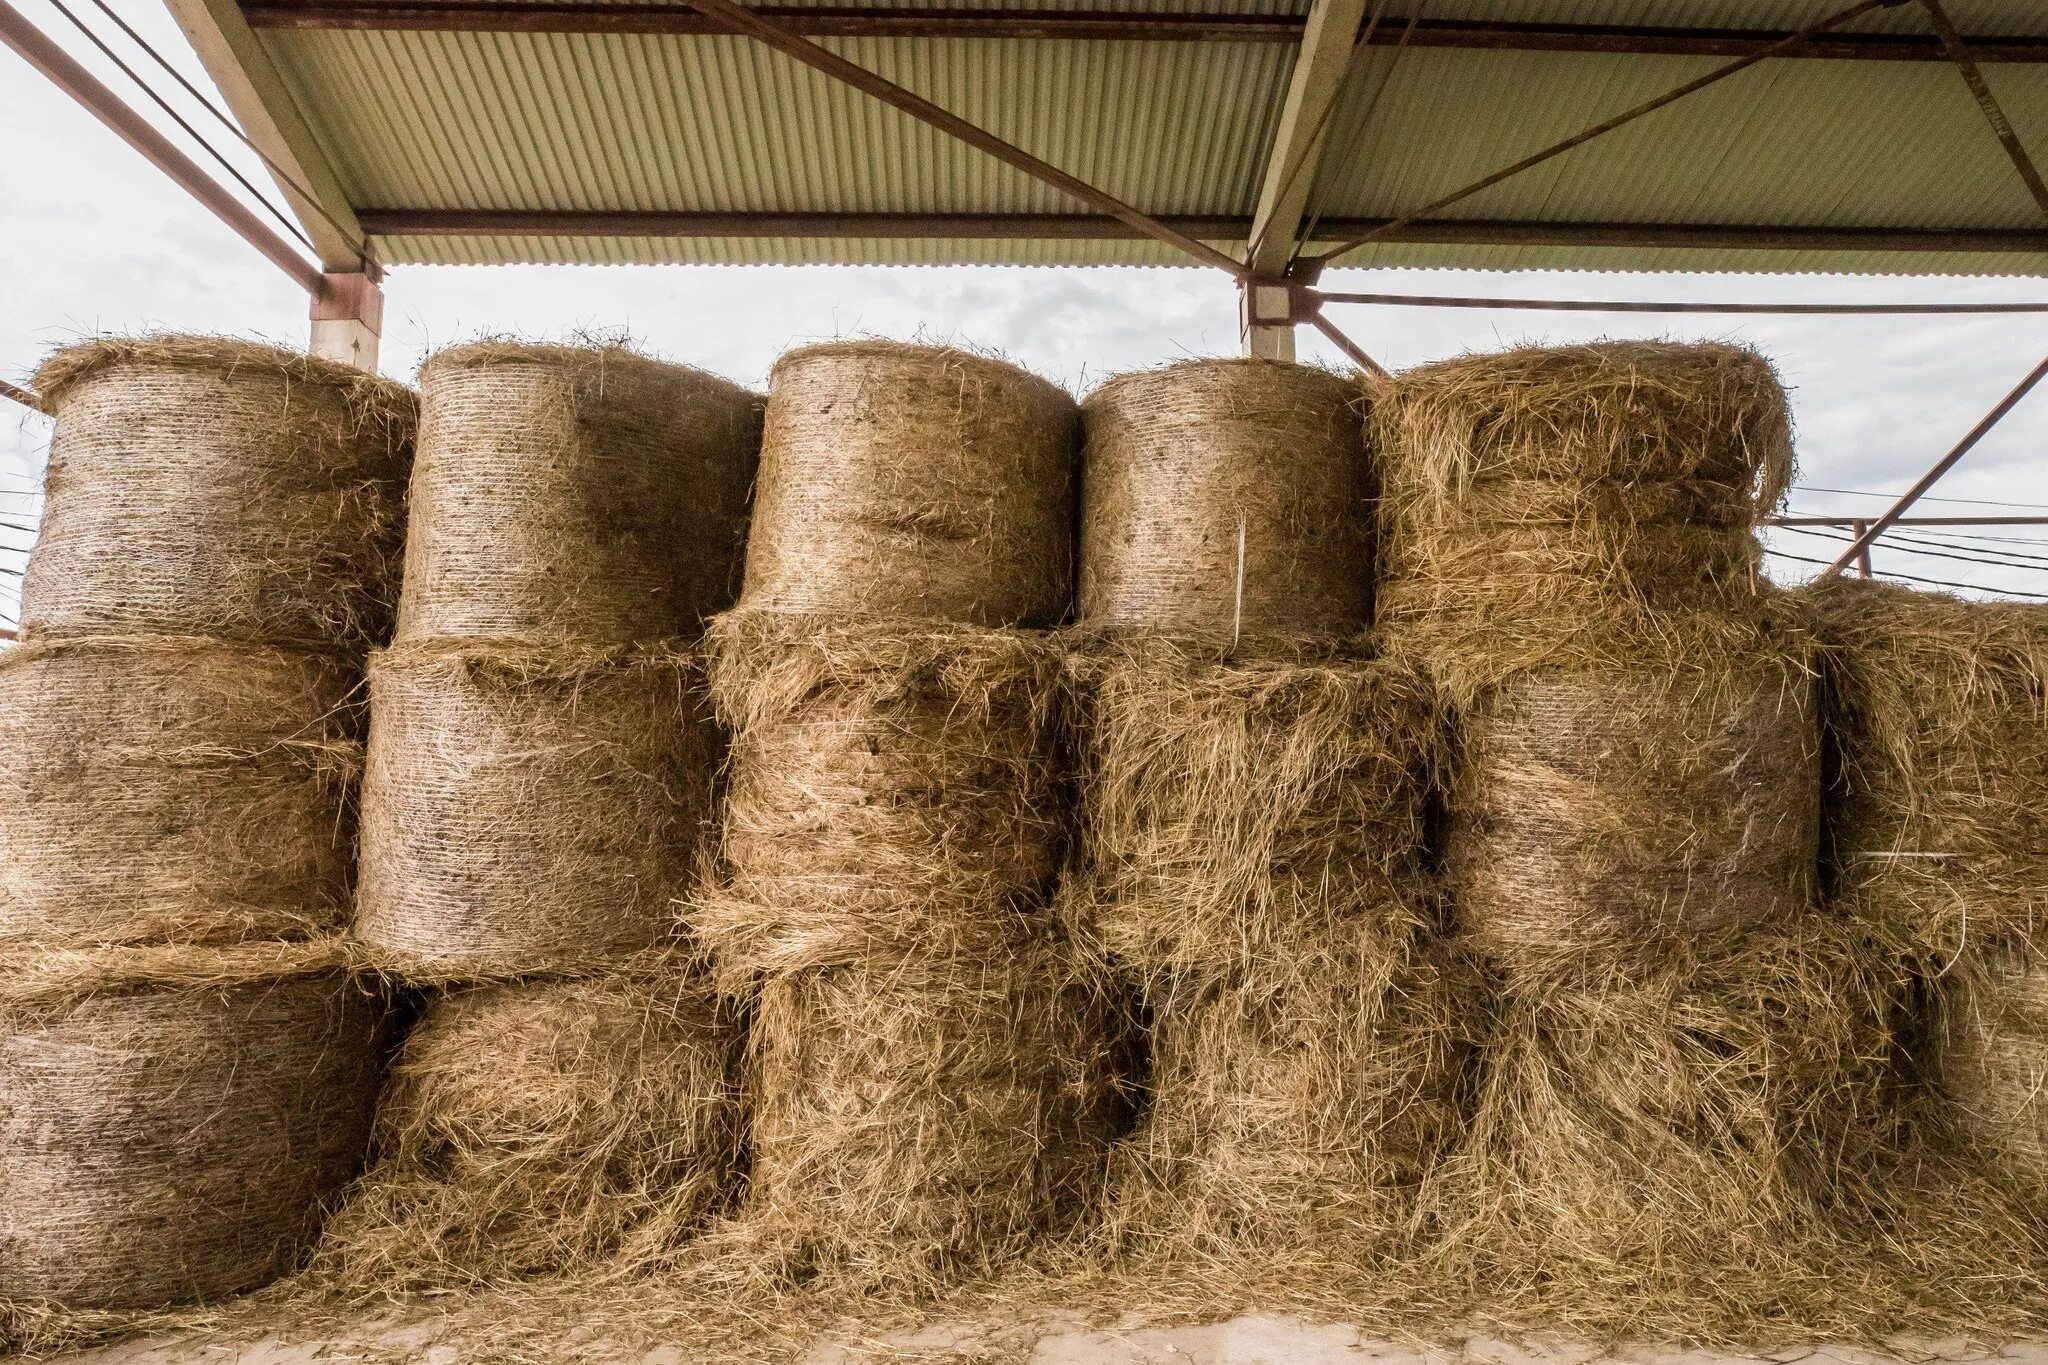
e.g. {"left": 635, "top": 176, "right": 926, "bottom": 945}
{"left": 1070, "top": 359, "right": 1457, "bottom": 1260}
{"left": 0, "top": 338, "right": 411, "bottom": 1316}
{"left": 1372, "top": 342, "right": 1889, "bottom": 1324}
{"left": 324, "top": 342, "right": 760, "bottom": 1288}
{"left": 690, "top": 342, "right": 1123, "bottom": 1287}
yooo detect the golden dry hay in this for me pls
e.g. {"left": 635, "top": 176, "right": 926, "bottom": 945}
{"left": 0, "top": 941, "right": 382, "bottom": 1310}
{"left": 1078, "top": 359, "right": 1370, "bottom": 643}
{"left": 0, "top": 636, "right": 361, "bottom": 948}
{"left": 740, "top": 342, "right": 1079, "bottom": 627}
{"left": 313, "top": 961, "right": 741, "bottom": 1291}
{"left": 355, "top": 642, "right": 719, "bottom": 982}
{"left": 401, "top": 342, "right": 761, "bottom": 646}
{"left": 25, "top": 336, "right": 414, "bottom": 651}
{"left": 1444, "top": 652, "right": 1820, "bottom": 979}
{"left": 690, "top": 612, "right": 1066, "bottom": 985}
{"left": 1939, "top": 942, "right": 2048, "bottom": 1193}
{"left": 1804, "top": 577, "right": 2048, "bottom": 957}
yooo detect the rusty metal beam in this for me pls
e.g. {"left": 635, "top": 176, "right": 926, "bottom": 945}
{"left": 1303, "top": 308, "right": 1389, "bottom": 380}
{"left": 238, "top": 2, "right": 2048, "bottom": 62}
{"left": 355, "top": 207, "right": 2048, "bottom": 257}
{"left": 0, "top": 0, "right": 325, "bottom": 295}
{"left": 1314, "top": 289, "right": 2048, "bottom": 314}
{"left": 1921, "top": 0, "right": 2048, "bottom": 223}
{"left": 0, "top": 380, "right": 46, "bottom": 415}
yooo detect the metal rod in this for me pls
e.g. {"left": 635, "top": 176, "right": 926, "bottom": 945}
{"left": 0, "top": 0, "right": 324, "bottom": 295}
{"left": 1305, "top": 309, "right": 1391, "bottom": 380}
{"left": 1306, "top": 0, "right": 1908, "bottom": 268}
{"left": 1771, "top": 516, "right": 2048, "bottom": 526}
{"left": 1313, "top": 290, "right": 2048, "bottom": 314}
{"left": 0, "top": 379, "right": 46, "bottom": 415}
{"left": 1920, "top": 0, "right": 2048, "bottom": 223}
{"left": 674, "top": 0, "right": 1247, "bottom": 276}
{"left": 1851, "top": 519, "right": 1874, "bottom": 577}
{"left": 1822, "top": 352, "right": 2048, "bottom": 576}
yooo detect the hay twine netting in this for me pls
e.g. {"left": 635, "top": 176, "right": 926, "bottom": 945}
{"left": 741, "top": 942, "right": 1131, "bottom": 1290}
{"left": 690, "top": 612, "right": 1067, "bottom": 985}
{"left": 740, "top": 342, "right": 1080, "bottom": 627}
{"left": 1079, "top": 359, "right": 1371, "bottom": 643}
{"left": 24, "top": 336, "right": 415, "bottom": 651}
{"left": 1805, "top": 577, "right": 2048, "bottom": 957}
{"left": 314, "top": 959, "right": 741, "bottom": 1292}
{"left": 401, "top": 342, "right": 762, "bottom": 646}
{"left": 0, "top": 636, "right": 363, "bottom": 948}
{"left": 0, "top": 941, "right": 383, "bottom": 1312}
{"left": 1371, "top": 341, "right": 1790, "bottom": 676}
{"left": 1445, "top": 649, "right": 1821, "bottom": 979}
{"left": 355, "top": 642, "right": 720, "bottom": 981}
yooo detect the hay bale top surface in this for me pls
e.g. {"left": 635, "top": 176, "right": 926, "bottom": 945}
{"left": 419, "top": 337, "right": 757, "bottom": 402}
{"left": 1376, "top": 340, "right": 1792, "bottom": 505}
{"left": 1806, "top": 576, "right": 2048, "bottom": 688}
{"left": 1081, "top": 355, "right": 1355, "bottom": 411}
{"left": 769, "top": 338, "right": 1071, "bottom": 407}
{"left": 33, "top": 334, "right": 415, "bottom": 436}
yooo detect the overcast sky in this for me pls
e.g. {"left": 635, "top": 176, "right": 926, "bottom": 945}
{"left": 6, "top": 0, "right": 2048, "bottom": 631}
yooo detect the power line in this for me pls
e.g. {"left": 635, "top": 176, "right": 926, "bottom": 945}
{"left": 1765, "top": 548, "right": 2048, "bottom": 599}
{"left": 1775, "top": 524, "right": 2048, "bottom": 572}
{"left": 1883, "top": 528, "right": 2048, "bottom": 567}
{"left": 1794, "top": 485, "right": 2048, "bottom": 511}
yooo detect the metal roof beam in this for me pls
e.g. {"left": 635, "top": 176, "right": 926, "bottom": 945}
{"left": 238, "top": 3, "right": 2048, "bottom": 62}
{"left": 354, "top": 208, "right": 2048, "bottom": 256}
{"left": 1247, "top": 0, "right": 1369, "bottom": 281}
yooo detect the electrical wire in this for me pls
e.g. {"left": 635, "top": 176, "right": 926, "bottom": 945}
{"left": 1764, "top": 549, "right": 2048, "bottom": 599}
{"left": 1773, "top": 524, "right": 2048, "bottom": 572}
{"left": 1793, "top": 485, "right": 2048, "bottom": 510}
{"left": 1882, "top": 528, "right": 2048, "bottom": 567}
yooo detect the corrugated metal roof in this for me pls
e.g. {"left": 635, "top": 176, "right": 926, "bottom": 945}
{"left": 240, "top": 0, "right": 2048, "bottom": 273}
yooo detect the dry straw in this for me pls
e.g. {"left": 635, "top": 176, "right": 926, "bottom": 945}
{"left": 691, "top": 612, "right": 1067, "bottom": 984}
{"left": 1444, "top": 649, "right": 1821, "bottom": 978}
{"left": 0, "top": 940, "right": 382, "bottom": 1310}
{"left": 0, "top": 636, "right": 362, "bottom": 948}
{"left": 1805, "top": 577, "right": 2048, "bottom": 957}
{"left": 1371, "top": 341, "right": 1789, "bottom": 675}
{"left": 1938, "top": 941, "right": 2048, "bottom": 1194}
{"left": 314, "top": 960, "right": 741, "bottom": 1292}
{"left": 401, "top": 341, "right": 762, "bottom": 646}
{"left": 743, "top": 941, "right": 1130, "bottom": 1290}
{"left": 1065, "top": 634, "right": 1438, "bottom": 980}
{"left": 25, "top": 335, "right": 415, "bottom": 651}
{"left": 355, "top": 641, "right": 719, "bottom": 981}
{"left": 740, "top": 342, "right": 1080, "bottom": 627}
{"left": 1079, "top": 359, "right": 1371, "bottom": 643}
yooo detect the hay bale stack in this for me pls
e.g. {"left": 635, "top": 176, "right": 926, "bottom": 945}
{"left": 1941, "top": 943, "right": 2048, "bottom": 1193}
{"left": 24, "top": 337, "right": 414, "bottom": 651}
{"left": 1079, "top": 360, "right": 1370, "bottom": 643}
{"left": 694, "top": 614, "right": 1065, "bottom": 982}
{"left": 0, "top": 942, "right": 382, "bottom": 1309}
{"left": 355, "top": 643, "right": 718, "bottom": 980}
{"left": 1371, "top": 341, "right": 1788, "bottom": 673}
{"left": 745, "top": 943, "right": 1127, "bottom": 1282}
{"left": 1445, "top": 652, "right": 1821, "bottom": 978}
{"left": 740, "top": 342, "right": 1079, "bottom": 626}
{"left": 315, "top": 962, "right": 741, "bottom": 1289}
{"left": 0, "top": 636, "right": 361, "bottom": 948}
{"left": 400, "top": 343, "right": 761, "bottom": 645}
{"left": 1804, "top": 577, "right": 2048, "bottom": 957}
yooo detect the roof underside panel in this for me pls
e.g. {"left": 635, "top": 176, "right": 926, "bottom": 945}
{"left": 247, "top": 0, "right": 2048, "bottom": 273}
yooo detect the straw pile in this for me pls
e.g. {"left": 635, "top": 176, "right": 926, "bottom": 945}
{"left": 1805, "top": 577, "right": 2048, "bottom": 956}
{"left": 400, "top": 343, "right": 761, "bottom": 644}
{"left": 0, "top": 942, "right": 383, "bottom": 1310}
{"left": 315, "top": 961, "right": 741, "bottom": 1289}
{"left": 1940, "top": 942, "right": 2048, "bottom": 1194}
{"left": 1079, "top": 359, "right": 1371, "bottom": 643}
{"left": 1371, "top": 341, "right": 1788, "bottom": 677}
{"left": 0, "top": 636, "right": 362, "bottom": 947}
{"left": 739, "top": 342, "right": 1079, "bottom": 627}
{"left": 354, "top": 642, "right": 718, "bottom": 980}
{"left": 24, "top": 337, "right": 415, "bottom": 651}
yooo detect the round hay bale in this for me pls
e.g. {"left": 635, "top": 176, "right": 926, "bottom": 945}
{"left": 315, "top": 961, "right": 740, "bottom": 1290}
{"left": 745, "top": 942, "right": 1129, "bottom": 1286}
{"left": 1102, "top": 931, "right": 1460, "bottom": 1256}
{"left": 1078, "top": 359, "right": 1370, "bottom": 642}
{"left": 1805, "top": 578, "right": 2048, "bottom": 957}
{"left": 24, "top": 336, "right": 415, "bottom": 650}
{"left": 1371, "top": 342, "right": 1789, "bottom": 671}
{"left": 690, "top": 612, "right": 1066, "bottom": 984}
{"left": 1941, "top": 943, "right": 2048, "bottom": 1193}
{"left": 400, "top": 342, "right": 762, "bottom": 646}
{"left": 0, "top": 941, "right": 383, "bottom": 1309}
{"left": 0, "top": 636, "right": 361, "bottom": 948}
{"left": 355, "top": 643, "right": 719, "bottom": 980}
{"left": 1445, "top": 654, "right": 1820, "bottom": 978}
{"left": 740, "top": 342, "right": 1079, "bottom": 627}
{"left": 1068, "top": 635, "right": 1438, "bottom": 980}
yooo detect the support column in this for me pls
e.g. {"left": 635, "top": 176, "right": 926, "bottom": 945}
{"left": 310, "top": 271, "right": 383, "bottom": 371}
{"left": 1240, "top": 277, "right": 1299, "bottom": 361}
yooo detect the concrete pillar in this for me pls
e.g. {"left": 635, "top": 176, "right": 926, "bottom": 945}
{"left": 310, "top": 271, "right": 383, "bottom": 372}
{"left": 1239, "top": 278, "right": 1298, "bottom": 361}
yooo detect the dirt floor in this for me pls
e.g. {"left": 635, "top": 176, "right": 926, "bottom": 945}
{"left": 49, "top": 1315, "right": 2048, "bottom": 1365}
